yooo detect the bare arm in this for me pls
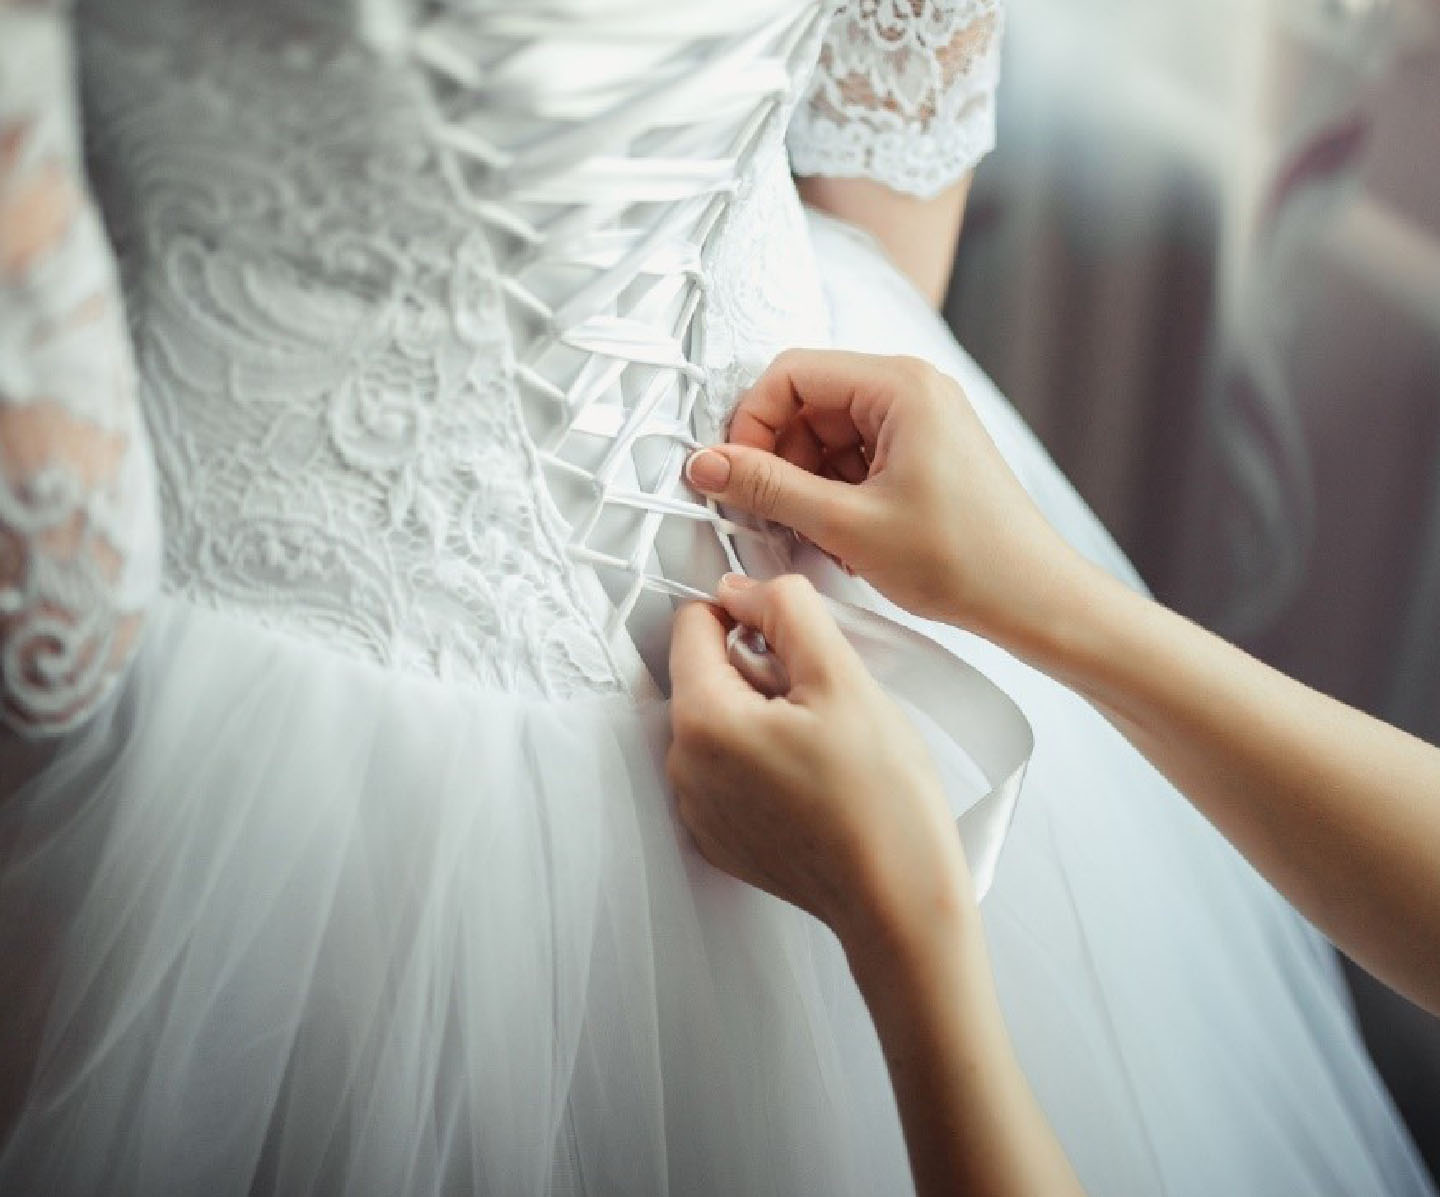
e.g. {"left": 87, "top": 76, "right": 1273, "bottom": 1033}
{"left": 1017, "top": 559, "right": 1440, "bottom": 1014}
{"left": 686, "top": 347, "right": 1440, "bottom": 1015}
{"left": 796, "top": 173, "right": 973, "bottom": 307}
{"left": 668, "top": 582, "right": 1083, "bottom": 1196}
{"left": 787, "top": 1, "right": 1002, "bottom": 308}
{"left": 844, "top": 843, "right": 1083, "bottom": 1197}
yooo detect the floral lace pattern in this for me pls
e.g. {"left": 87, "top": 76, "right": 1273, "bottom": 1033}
{"left": 789, "top": 0, "right": 1005, "bottom": 198}
{"left": 0, "top": 0, "right": 999, "bottom": 728}
{"left": 0, "top": 5, "right": 161, "bottom": 736}
{"left": 700, "top": 133, "right": 832, "bottom": 437}
{"left": 79, "top": 5, "right": 623, "bottom": 699}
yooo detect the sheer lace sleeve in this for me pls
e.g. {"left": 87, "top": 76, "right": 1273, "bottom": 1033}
{"left": 788, "top": 0, "right": 1005, "bottom": 199}
{"left": 0, "top": 2, "right": 160, "bottom": 736}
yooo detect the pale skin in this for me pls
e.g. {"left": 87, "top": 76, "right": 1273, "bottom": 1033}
{"left": 668, "top": 582, "right": 1085, "bottom": 1197}
{"left": 796, "top": 174, "right": 972, "bottom": 307}
{"left": 668, "top": 347, "right": 1440, "bottom": 1196}
{"left": 0, "top": 175, "right": 142, "bottom": 741}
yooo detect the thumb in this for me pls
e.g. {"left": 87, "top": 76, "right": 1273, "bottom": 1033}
{"left": 685, "top": 445, "right": 856, "bottom": 550}
{"left": 715, "top": 573, "right": 866, "bottom": 693}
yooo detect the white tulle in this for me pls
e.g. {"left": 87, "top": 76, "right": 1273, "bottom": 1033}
{"left": 0, "top": 0, "right": 1433, "bottom": 1193}
{"left": 0, "top": 209, "right": 1430, "bottom": 1197}
{"left": 0, "top": 594, "right": 909, "bottom": 1195}
{"left": 806, "top": 210, "right": 1433, "bottom": 1196}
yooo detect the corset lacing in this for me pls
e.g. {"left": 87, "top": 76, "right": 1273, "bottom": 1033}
{"left": 407, "top": 1, "right": 823, "bottom": 646}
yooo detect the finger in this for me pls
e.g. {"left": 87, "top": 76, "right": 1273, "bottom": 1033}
{"left": 684, "top": 443, "right": 863, "bottom": 549}
{"left": 728, "top": 348, "right": 905, "bottom": 454}
{"left": 804, "top": 405, "right": 870, "bottom": 457}
{"left": 668, "top": 601, "right": 754, "bottom": 710}
{"left": 774, "top": 413, "right": 825, "bottom": 475}
{"left": 685, "top": 818, "right": 757, "bottom": 889}
{"left": 714, "top": 574, "right": 865, "bottom": 693}
{"left": 822, "top": 443, "right": 870, "bottom": 485}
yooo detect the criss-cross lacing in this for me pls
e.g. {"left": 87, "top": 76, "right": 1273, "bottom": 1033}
{"left": 402, "top": 0, "right": 1032, "bottom": 903}
{"left": 409, "top": 2, "right": 822, "bottom": 643}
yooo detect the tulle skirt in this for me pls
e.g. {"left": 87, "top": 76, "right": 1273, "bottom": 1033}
{"left": 0, "top": 595, "right": 926, "bottom": 1195}
{"left": 0, "top": 211, "right": 1431, "bottom": 1196}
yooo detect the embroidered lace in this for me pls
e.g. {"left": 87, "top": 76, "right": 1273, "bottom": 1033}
{"left": 0, "top": 6, "right": 161, "bottom": 734}
{"left": 0, "top": 0, "right": 1004, "bottom": 735}
{"left": 790, "top": 0, "right": 1004, "bottom": 197}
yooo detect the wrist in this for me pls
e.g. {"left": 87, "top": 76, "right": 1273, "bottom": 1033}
{"left": 836, "top": 826, "right": 981, "bottom": 999}
{"left": 1021, "top": 558, "right": 1156, "bottom": 709}
{"left": 969, "top": 545, "right": 1122, "bottom": 676}
{"left": 839, "top": 847, "right": 1008, "bottom": 1061}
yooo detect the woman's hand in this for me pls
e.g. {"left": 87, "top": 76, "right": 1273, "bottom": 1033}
{"left": 684, "top": 349, "right": 1082, "bottom": 648}
{"left": 666, "top": 572, "right": 974, "bottom": 958}
{"left": 667, "top": 573, "right": 1087, "bottom": 1197}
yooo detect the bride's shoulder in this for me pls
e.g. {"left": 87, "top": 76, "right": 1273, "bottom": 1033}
{"left": 788, "top": 0, "right": 1006, "bottom": 200}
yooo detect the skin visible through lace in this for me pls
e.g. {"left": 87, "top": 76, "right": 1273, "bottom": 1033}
{"left": 0, "top": 0, "right": 1007, "bottom": 727}
{"left": 788, "top": 0, "right": 1003, "bottom": 207}
{"left": 0, "top": 0, "right": 1008, "bottom": 1146}
{"left": 0, "top": 109, "right": 145, "bottom": 733}
{"left": 810, "top": 11, "right": 999, "bottom": 129}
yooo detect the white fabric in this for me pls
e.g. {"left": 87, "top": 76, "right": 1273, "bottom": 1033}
{"left": 0, "top": 8, "right": 161, "bottom": 734}
{"left": 0, "top": 0, "right": 1004, "bottom": 722}
{"left": 813, "top": 592, "right": 1031, "bottom": 898}
{"left": 0, "top": 211, "right": 1428, "bottom": 1196}
{"left": 789, "top": 0, "right": 1004, "bottom": 197}
{"left": 807, "top": 208, "right": 1434, "bottom": 1196}
{"left": 0, "top": 1, "right": 1433, "bottom": 1194}
{"left": 0, "top": 593, "right": 913, "bottom": 1194}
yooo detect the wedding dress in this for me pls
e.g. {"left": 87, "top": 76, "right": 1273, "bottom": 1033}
{"left": 0, "top": 0, "right": 1431, "bottom": 1194}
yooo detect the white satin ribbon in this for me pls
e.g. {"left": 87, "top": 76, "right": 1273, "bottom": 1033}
{"left": 409, "top": 1, "right": 1032, "bottom": 896}
{"left": 725, "top": 586, "right": 1032, "bottom": 901}
{"left": 823, "top": 596, "right": 1032, "bottom": 901}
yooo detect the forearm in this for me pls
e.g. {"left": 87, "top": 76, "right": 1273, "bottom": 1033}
{"left": 796, "top": 174, "right": 971, "bottom": 308}
{"left": 1003, "top": 556, "right": 1440, "bottom": 1012}
{"left": 673, "top": 571, "right": 1082, "bottom": 1192}
{"left": 843, "top": 866, "right": 1083, "bottom": 1197}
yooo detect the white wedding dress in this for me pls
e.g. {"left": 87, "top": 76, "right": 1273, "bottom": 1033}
{"left": 0, "top": 1, "right": 1431, "bottom": 1193}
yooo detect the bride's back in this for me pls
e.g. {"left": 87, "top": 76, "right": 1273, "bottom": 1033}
{"left": 77, "top": 0, "right": 834, "bottom": 697}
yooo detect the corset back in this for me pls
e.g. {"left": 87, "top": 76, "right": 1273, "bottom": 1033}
{"left": 78, "top": 0, "right": 831, "bottom": 697}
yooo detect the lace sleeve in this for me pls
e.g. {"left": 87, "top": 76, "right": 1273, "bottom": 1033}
{"left": 788, "top": 0, "right": 1005, "bottom": 199}
{"left": 0, "top": 2, "right": 161, "bottom": 736}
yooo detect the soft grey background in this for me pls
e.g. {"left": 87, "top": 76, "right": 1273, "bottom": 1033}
{"left": 943, "top": 0, "right": 1440, "bottom": 1176}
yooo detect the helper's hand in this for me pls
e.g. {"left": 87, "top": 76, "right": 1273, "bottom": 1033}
{"left": 684, "top": 349, "right": 1078, "bottom": 645}
{"left": 666, "top": 573, "right": 973, "bottom": 956}
{"left": 670, "top": 574, "right": 1087, "bottom": 1197}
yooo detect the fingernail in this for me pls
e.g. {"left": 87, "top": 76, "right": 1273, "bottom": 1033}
{"left": 719, "top": 572, "right": 756, "bottom": 591}
{"left": 685, "top": 449, "right": 731, "bottom": 493}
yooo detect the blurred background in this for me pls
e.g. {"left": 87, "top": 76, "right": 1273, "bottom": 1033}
{"left": 943, "top": 0, "right": 1440, "bottom": 1172}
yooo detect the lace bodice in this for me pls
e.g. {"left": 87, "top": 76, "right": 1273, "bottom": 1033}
{"left": 0, "top": 0, "right": 1005, "bottom": 735}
